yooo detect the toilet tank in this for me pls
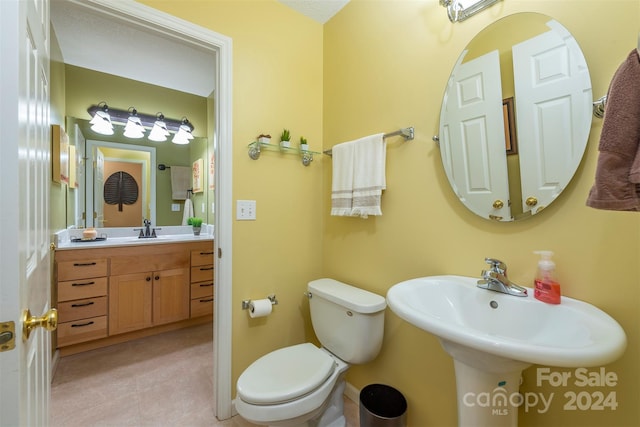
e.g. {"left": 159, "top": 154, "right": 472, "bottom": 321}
{"left": 308, "top": 278, "right": 386, "bottom": 364}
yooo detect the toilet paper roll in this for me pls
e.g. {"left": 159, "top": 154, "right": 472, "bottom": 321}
{"left": 249, "top": 299, "right": 273, "bottom": 318}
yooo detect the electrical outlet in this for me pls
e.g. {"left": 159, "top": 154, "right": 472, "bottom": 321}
{"left": 237, "top": 200, "right": 256, "bottom": 220}
{"left": 171, "top": 203, "right": 180, "bottom": 212}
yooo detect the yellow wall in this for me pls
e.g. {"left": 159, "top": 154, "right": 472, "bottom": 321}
{"left": 133, "top": 0, "right": 638, "bottom": 426}
{"left": 137, "top": 0, "right": 326, "bottom": 394}
{"left": 324, "top": 1, "right": 639, "bottom": 426}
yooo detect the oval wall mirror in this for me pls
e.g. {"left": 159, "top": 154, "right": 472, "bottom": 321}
{"left": 438, "top": 13, "right": 593, "bottom": 222}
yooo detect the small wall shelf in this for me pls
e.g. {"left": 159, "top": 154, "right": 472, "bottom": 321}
{"left": 248, "top": 141, "right": 319, "bottom": 166}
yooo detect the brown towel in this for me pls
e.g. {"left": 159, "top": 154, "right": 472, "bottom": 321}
{"left": 586, "top": 49, "right": 640, "bottom": 211}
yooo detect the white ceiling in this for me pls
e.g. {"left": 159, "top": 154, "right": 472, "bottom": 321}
{"left": 278, "top": 0, "right": 350, "bottom": 23}
{"left": 50, "top": 1, "right": 350, "bottom": 98}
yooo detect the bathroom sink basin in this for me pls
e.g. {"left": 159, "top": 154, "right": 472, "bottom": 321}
{"left": 387, "top": 275, "right": 626, "bottom": 368}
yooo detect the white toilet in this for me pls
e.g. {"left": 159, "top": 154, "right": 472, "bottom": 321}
{"left": 235, "top": 278, "right": 387, "bottom": 427}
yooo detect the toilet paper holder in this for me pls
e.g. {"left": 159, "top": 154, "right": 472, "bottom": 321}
{"left": 242, "top": 294, "right": 278, "bottom": 310}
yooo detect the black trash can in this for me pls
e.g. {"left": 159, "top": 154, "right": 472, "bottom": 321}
{"left": 359, "top": 384, "right": 407, "bottom": 427}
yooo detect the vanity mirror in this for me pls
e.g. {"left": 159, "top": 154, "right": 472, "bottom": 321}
{"left": 438, "top": 13, "right": 593, "bottom": 221}
{"left": 67, "top": 117, "right": 210, "bottom": 228}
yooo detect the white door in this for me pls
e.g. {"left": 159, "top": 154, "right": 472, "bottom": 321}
{"left": 94, "top": 148, "right": 105, "bottom": 227}
{"left": 512, "top": 20, "right": 592, "bottom": 214}
{"left": 73, "top": 124, "right": 86, "bottom": 227}
{"left": 440, "top": 49, "right": 511, "bottom": 220}
{"left": 84, "top": 145, "right": 105, "bottom": 228}
{"left": 0, "top": 0, "right": 54, "bottom": 425}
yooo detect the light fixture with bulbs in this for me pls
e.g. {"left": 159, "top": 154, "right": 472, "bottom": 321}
{"left": 87, "top": 103, "right": 195, "bottom": 144}
{"left": 148, "top": 113, "right": 170, "bottom": 142}
{"left": 89, "top": 102, "right": 114, "bottom": 135}
{"left": 172, "top": 118, "right": 195, "bottom": 145}
{"left": 439, "top": 0, "right": 502, "bottom": 23}
{"left": 123, "top": 107, "right": 145, "bottom": 139}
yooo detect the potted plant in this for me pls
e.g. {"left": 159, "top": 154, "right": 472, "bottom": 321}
{"left": 188, "top": 217, "right": 203, "bottom": 235}
{"left": 299, "top": 136, "right": 309, "bottom": 151}
{"left": 280, "top": 129, "right": 291, "bottom": 149}
{"left": 257, "top": 133, "right": 271, "bottom": 144}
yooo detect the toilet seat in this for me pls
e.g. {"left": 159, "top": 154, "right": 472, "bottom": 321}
{"left": 237, "top": 343, "right": 336, "bottom": 405}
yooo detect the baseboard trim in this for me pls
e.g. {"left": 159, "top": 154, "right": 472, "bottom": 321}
{"left": 344, "top": 381, "right": 360, "bottom": 404}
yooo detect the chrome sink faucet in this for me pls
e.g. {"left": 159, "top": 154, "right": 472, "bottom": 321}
{"left": 477, "top": 258, "right": 528, "bottom": 297}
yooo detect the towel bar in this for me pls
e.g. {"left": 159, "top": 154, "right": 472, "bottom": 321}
{"left": 593, "top": 95, "right": 607, "bottom": 118}
{"left": 323, "top": 126, "right": 414, "bottom": 156}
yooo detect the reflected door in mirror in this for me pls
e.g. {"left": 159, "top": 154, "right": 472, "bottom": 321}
{"left": 437, "top": 13, "right": 592, "bottom": 222}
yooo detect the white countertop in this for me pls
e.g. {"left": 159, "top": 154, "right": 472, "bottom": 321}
{"left": 55, "top": 225, "right": 214, "bottom": 250}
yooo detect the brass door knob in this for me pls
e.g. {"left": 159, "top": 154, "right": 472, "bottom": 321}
{"left": 22, "top": 308, "right": 58, "bottom": 341}
{"left": 492, "top": 200, "right": 504, "bottom": 209}
{"left": 525, "top": 197, "right": 538, "bottom": 207}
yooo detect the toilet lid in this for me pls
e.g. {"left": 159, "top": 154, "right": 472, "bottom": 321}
{"left": 237, "top": 343, "right": 336, "bottom": 405}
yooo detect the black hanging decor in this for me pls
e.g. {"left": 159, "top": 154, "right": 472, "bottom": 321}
{"left": 104, "top": 171, "right": 139, "bottom": 211}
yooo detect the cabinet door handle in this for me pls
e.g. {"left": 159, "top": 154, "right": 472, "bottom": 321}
{"left": 146, "top": 276, "right": 151, "bottom": 282}
{"left": 154, "top": 275, "right": 160, "bottom": 280}
{"left": 200, "top": 251, "right": 214, "bottom": 255}
{"left": 199, "top": 267, "right": 213, "bottom": 271}
{"left": 199, "top": 283, "right": 213, "bottom": 287}
{"left": 73, "top": 262, "right": 97, "bottom": 267}
{"left": 71, "top": 301, "right": 95, "bottom": 308}
{"left": 199, "top": 298, "right": 214, "bottom": 303}
{"left": 71, "top": 321, "right": 94, "bottom": 328}
{"left": 71, "top": 281, "right": 95, "bottom": 287}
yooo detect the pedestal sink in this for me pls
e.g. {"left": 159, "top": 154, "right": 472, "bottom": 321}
{"left": 386, "top": 275, "right": 627, "bottom": 427}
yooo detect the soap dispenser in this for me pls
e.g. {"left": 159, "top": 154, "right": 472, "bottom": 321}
{"left": 533, "top": 251, "right": 561, "bottom": 304}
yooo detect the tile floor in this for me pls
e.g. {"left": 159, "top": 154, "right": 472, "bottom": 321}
{"left": 51, "top": 323, "right": 359, "bottom": 427}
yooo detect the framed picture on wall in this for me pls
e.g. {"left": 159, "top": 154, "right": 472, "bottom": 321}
{"left": 68, "top": 145, "right": 78, "bottom": 188}
{"left": 192, "top": 158, "right": 204, "bottom": 193}
{"left": 503, "top": 97, "right": 518, "bottom": 155}
{"left": 209, "top": 152, "right": 215, "bottom": 190}
{"left": 51, "top": 125, "right": 70, "bottom": 184}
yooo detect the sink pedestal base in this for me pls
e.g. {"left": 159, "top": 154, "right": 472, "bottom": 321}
{"left": 454, "top": 359, "right": 522, "bottom": 427}
{"left": 441, "top": 339, "right": 531, "bottom": 427}
{"left": 454, "top": 360, "right": 525, "bottom": 427}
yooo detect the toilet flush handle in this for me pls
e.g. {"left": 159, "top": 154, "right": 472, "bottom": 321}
{"left": 304, "top": 292, "right": 312, "bottom": 299}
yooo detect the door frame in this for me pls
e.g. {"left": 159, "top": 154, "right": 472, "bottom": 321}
{"left": 75, "top": 0, "right": 234, "bottom": 419}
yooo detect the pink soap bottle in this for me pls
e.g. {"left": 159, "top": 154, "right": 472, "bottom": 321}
{"left": 533, "top": 251, "right": 561, "bottom": 304}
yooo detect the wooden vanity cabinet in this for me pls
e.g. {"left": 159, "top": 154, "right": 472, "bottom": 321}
{"left": 54, "top": 240, "right": 213, "bottom": 353}
{"left": 108, "top": 267, "right": 190, "bottom": 335}
{"left": 109, "top": 245, "right": 190, "bottom": 335}
{"left": 190, "top": 248, "right": 214, "bottom": 317}
{"left": 56, "top": 257, "right": 109, "bottom": 347}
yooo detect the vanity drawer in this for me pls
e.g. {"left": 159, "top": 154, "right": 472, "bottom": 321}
{"left": 191, "top": 281, "right": 214, "bottom": 299}
{"left": 57, "top": 316, "right": 108, "bottom": 347}
{"left": 191, "top": 249, "right": 214, "bottom": 266}
{"left": 58, "top": 296, "right": 107, "bottom": 322}
{"left": 58, "top": 258, "right": 108, "bottom": 281}
{"left": 191, "top": 265, "right": 214, "bottom": 283}
{"left": 58, "top": 277, "right": 108, "bottom": 302}
{"left": 190, "top": 296, "right": 214, "bottom": 317}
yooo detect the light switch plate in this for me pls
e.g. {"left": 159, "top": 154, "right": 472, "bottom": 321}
{"left": 237, "top": 200, "right": 256, "bottom": 220}
{"left": 171, "top": 203, "right": 180, "bottom": 212}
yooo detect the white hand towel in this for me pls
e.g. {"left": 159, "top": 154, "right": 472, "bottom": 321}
{"left": 351, "top": 133, "right": 386, "bottom": 218}
{"left": 330, "top": 133, "right": 386, "bottom": 218}
{"left": 331, "top": 140, "right": 356, "bottom": 216}
{"left": 170, "top": 166, "right": 191, "bottom": 200}
{"left": 181, "top": 198, "right": 194, "bottom": 225}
